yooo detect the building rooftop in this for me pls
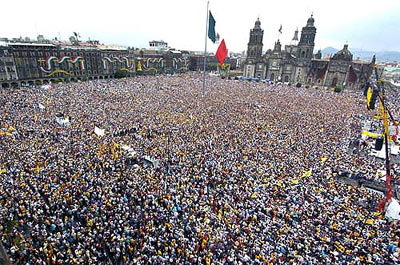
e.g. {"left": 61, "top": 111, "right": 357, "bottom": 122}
{"left": 8, "top": 42, "right": 55, "bottom": 47}
{"left": 312, "top": 58, "right": 329, "bottom": 62}
{"left": 0, "top": 37, "right": 128, "bottom": 51}
{"left": 352, "top": 60, "right": 371, "bottom": 65}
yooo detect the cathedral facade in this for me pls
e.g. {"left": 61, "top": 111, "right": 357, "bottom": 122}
{"left": 243, "top": 15, "right": 375, "bottom": 89}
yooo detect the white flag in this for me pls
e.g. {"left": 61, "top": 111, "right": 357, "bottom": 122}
{"left": 94, "top": 126, "right": 105, "bottom": 137}
{"left": 38, "top": 103, "right": 45, "bottom": 110}
{"left": 55, "top": 116, "right": 70, "bottom": 126}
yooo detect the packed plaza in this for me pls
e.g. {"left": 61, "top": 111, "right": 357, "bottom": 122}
{"left": 0, "top": 73, "right": 400, "bottom": 264}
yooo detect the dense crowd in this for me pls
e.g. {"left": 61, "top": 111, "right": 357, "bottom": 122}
{"left": 1, "top": 73, "right": 399, "bottom": 264}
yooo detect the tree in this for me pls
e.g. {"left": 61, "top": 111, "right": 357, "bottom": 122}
{"left": 115, "top": 69, "right": 127, "bottom": 79}
{"left": 334, "top": 87, "right": 342, "bottom": 93}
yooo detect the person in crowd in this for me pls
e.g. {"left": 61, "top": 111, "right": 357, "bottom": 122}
{"left": 0, "top": 73, "right": 399, "bottom": 264}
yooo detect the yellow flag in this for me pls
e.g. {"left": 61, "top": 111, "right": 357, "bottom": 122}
{"left": 0, "top": 168, "right": 6, "bottom": 175}
{"left": 362, "top": 131, "right": 382, "bottom": 138}
{"left": 277, "top": 180, "right": 283, "bottom": 187}
{"left": 34, "top": 115, "right": 38, "bottom": 121}
{"left": 366, "top": 87, "right": 372, "bottom": 109}
{"left": 365, "top": 219, "right": 374, "bottom": 225}
{"left": 302, "top": 169, "right": 312, "bottom": 178}
{"left": 381, "top": 102, "right": 389, "bottom": 137}
{"left": 320, "top": 156, "right": 328, "bottom": 163}
{"left": 291, "top": 179, "right": 299, "bottom": 185}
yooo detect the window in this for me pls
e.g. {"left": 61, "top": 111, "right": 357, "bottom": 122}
{"left": 284, "top": 76, "right": 289, "bottom": 82}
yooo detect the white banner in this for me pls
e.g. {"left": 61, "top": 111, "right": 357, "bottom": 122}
{"left": 55, "top": 116, "right": 70, "bottom": 126}
{"left": 385, "top": 199, "right": 400, "bottom": 220}
{"left": 94, "top": 126, "right": 105, "bottom": 137}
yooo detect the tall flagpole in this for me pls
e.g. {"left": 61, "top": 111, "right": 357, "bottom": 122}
{"left": 202, "top": 1, "right": 209, "bottom": 97}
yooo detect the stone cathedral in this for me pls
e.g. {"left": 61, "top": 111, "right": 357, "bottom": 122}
{"left": 243, "top": 15, "right": 375, "bottom": 89}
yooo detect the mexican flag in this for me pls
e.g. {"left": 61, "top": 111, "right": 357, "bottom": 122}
{"left": 208, "top": 11, "right": 216, "bottom": 43}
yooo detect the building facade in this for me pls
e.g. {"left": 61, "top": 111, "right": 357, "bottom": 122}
{"left": 0, "top": 39, "right": 136, "bottom": 88}
{"left": 136, "top": 49, "right": 189, "bottom": 75}
{"left": 189, "top": 55, "right": 238, "bottom": 72}
{"left": 149, "top": 40, "right": 169, "bottom": 51}
{"left": 0, "top": 46, "right": 18, "bottom": 83}
{"left": 243, "top": 15, "right": 375, "bottom": 89}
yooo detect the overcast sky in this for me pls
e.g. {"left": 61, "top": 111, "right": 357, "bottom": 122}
{"left": 2, "top": 0, "right": 400, "bottom": 53}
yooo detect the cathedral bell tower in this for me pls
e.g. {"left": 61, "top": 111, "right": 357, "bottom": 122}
{"left": 247, "top": 18, "right": 264, "bottom": 59}
{"left": 298, "top": 14, "right": 316, "bottom": 60}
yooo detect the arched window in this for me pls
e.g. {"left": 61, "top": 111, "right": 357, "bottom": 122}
{"left": 284, "top": 76, "right": 289, "bottom": 82}
{"left": 271, "top": 73, "right": 275, "bottom": 81}
{"left": 301, "top": 51, "right": 305, "bottom": 58}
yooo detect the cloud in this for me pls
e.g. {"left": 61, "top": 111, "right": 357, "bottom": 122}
{"left": 1, "top": 0, "right": 399, "bottom": 52}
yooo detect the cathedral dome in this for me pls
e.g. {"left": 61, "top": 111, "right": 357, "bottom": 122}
{"left": 332, "top": 44, "right": 353, "bottom": 61}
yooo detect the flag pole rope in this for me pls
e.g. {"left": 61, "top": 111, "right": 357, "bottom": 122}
{"left": 202, "top": 1, "right": 210, "bottom": 97}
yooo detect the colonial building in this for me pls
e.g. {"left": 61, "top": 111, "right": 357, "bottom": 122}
{"left": 189, "top": 55, "right": 238, "bottom": 72}
{"left": 243, "top": 15, "right": 375, "bottom": 89}
{"left": 0, "top": 38, "right": 136, "bottom": 88}
{"left": 0, "top": 45, "right": 18, "bottom": 82}
{"left": 243, "top": 18, "right": 267, "bottom": 78}
{"left": 135, "top": 49, "right": 189, "bottom": 75}
{"left": 149, "top": 40, "right": 169, "bottom": 51}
